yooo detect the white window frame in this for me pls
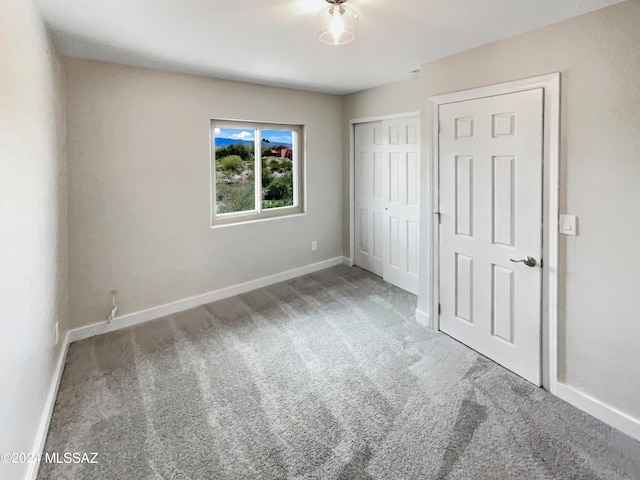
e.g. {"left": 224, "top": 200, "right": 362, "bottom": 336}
{"left": 210, "top": 119, "right": 305, "bottom": 226}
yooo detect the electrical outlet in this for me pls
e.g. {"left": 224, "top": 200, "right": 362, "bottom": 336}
{"left": 311, "top": 241, "right": 318, "bottom": 251}
{"left": 54, "top": 322, "right": 59, "bottom": 345}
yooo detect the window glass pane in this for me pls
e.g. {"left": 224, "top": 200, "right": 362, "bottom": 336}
{"left": 260, "top": 129, "right": 295, "bottom": 210}
{"left": 214, "top": 127, "right": 256, "bottom": 214}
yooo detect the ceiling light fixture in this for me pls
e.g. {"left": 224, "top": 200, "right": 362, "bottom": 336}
{"left": 317, "top": 0, "right": 358, "bottom": 46}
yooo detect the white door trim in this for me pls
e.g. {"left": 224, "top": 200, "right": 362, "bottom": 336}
{"left": 348, "top": 111, "right": 420, "bottom": 267}
{"left": 428, "top": 73, "right": 560, "bottom": 393}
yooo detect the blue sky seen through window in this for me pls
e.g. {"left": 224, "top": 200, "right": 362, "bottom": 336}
{"left": 215, "top": 128, "right": 292, "bottom": 147}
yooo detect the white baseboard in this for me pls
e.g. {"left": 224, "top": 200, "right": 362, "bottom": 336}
{"left": 342, "top": 256, "right": 354, "bottom": 267}
{"left": 415, "top": 308, "right": 431, "bottom": 328}
{"left": 26, "top": 332, "right": 70, "bottom": 480}
{"left": 555, "top": 382, "right": 640, "bottom": 442}
{"left": 68, "top": 256, "right": 345, "bottom": 343}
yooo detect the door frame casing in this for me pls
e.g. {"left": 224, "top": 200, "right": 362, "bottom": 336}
{"left": 428, "top": 73, "right": 560, "bottom": 392}
{"left": 348, "top": 112, "right": 421, "bottom": 268}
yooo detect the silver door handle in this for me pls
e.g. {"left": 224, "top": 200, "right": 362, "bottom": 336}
{"left": 510, "top": 256, "right": 537, "bottom": 267}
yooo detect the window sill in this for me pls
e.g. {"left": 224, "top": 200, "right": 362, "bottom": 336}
{"left": 211, "top": 210, "right": 306, "bottom": 229}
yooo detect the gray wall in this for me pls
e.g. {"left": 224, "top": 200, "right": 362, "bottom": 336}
{"left": 0, "top": 1, "right": 68, "bottom": 478}
{"left": 417, "top": 0, "right": 640, "bottom": 419}
{"left": 65, "top": 58, "right": 343, "bottom": 329}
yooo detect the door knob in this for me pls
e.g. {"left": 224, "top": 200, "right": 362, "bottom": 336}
{"left": 510, "top": 256, "right": 537, "bottom": 267}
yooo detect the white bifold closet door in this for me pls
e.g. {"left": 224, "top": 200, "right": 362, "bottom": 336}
{"left": 354, "top": 117, "right": 420, "bottom": 294}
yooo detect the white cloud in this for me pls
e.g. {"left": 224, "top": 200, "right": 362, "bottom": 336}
{"left": 230, "top": 131, "right": 254, "bottom": 141}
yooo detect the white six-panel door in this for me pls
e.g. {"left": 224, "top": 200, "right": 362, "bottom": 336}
{"left": 355, "top": 121, "right": 385, "bottom": 277}
{"left": 383, "top": 118, "right": 421, "bottom": 294}
{"left": 438, "top": 89, "right": 543, "bottom": 385}
{"left": 354, "top": 117, "right": 420, "bottom": 294}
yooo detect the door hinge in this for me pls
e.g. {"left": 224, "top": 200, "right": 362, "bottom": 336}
{"left": 438, "top": 304, "right": 441, "bottom": 315}
{"left": 433, "top": 212, "right": 442, "bottom": 224}
{"left": 540, "top": 258, "right": 544, "bottom": 268}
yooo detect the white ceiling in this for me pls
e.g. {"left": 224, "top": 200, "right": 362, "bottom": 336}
{"left": 36, "top": 0, "right": 624, "bottom": 95}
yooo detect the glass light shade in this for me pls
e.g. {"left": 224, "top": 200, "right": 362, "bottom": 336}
{"left": 317, "top": 3, "right": 358, "bottom": 45}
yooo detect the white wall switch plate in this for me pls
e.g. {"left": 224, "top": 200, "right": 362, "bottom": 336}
{"left": 559, "top": 214, "right": 578, "bottom": 235}
{"left": 311, "top": 241, "right": 318, "bottom": 251}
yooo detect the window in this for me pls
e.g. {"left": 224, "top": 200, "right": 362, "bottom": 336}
{"left": 211, "top": 119, "right": 304, "bottom": 225}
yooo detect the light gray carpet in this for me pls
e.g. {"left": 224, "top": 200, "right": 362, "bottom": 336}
{"left": 39, "top": 265, "right": 640, "bottom": 479}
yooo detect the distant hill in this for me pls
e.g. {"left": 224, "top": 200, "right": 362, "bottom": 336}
{"left": 215, "top": 138, "right": 292, "bottom": 149}
{"left": 215, "top": 138, "right": 254, "bottom": 148}
{"left": 263, "top": 142, "right": 292, "bottom": 149}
